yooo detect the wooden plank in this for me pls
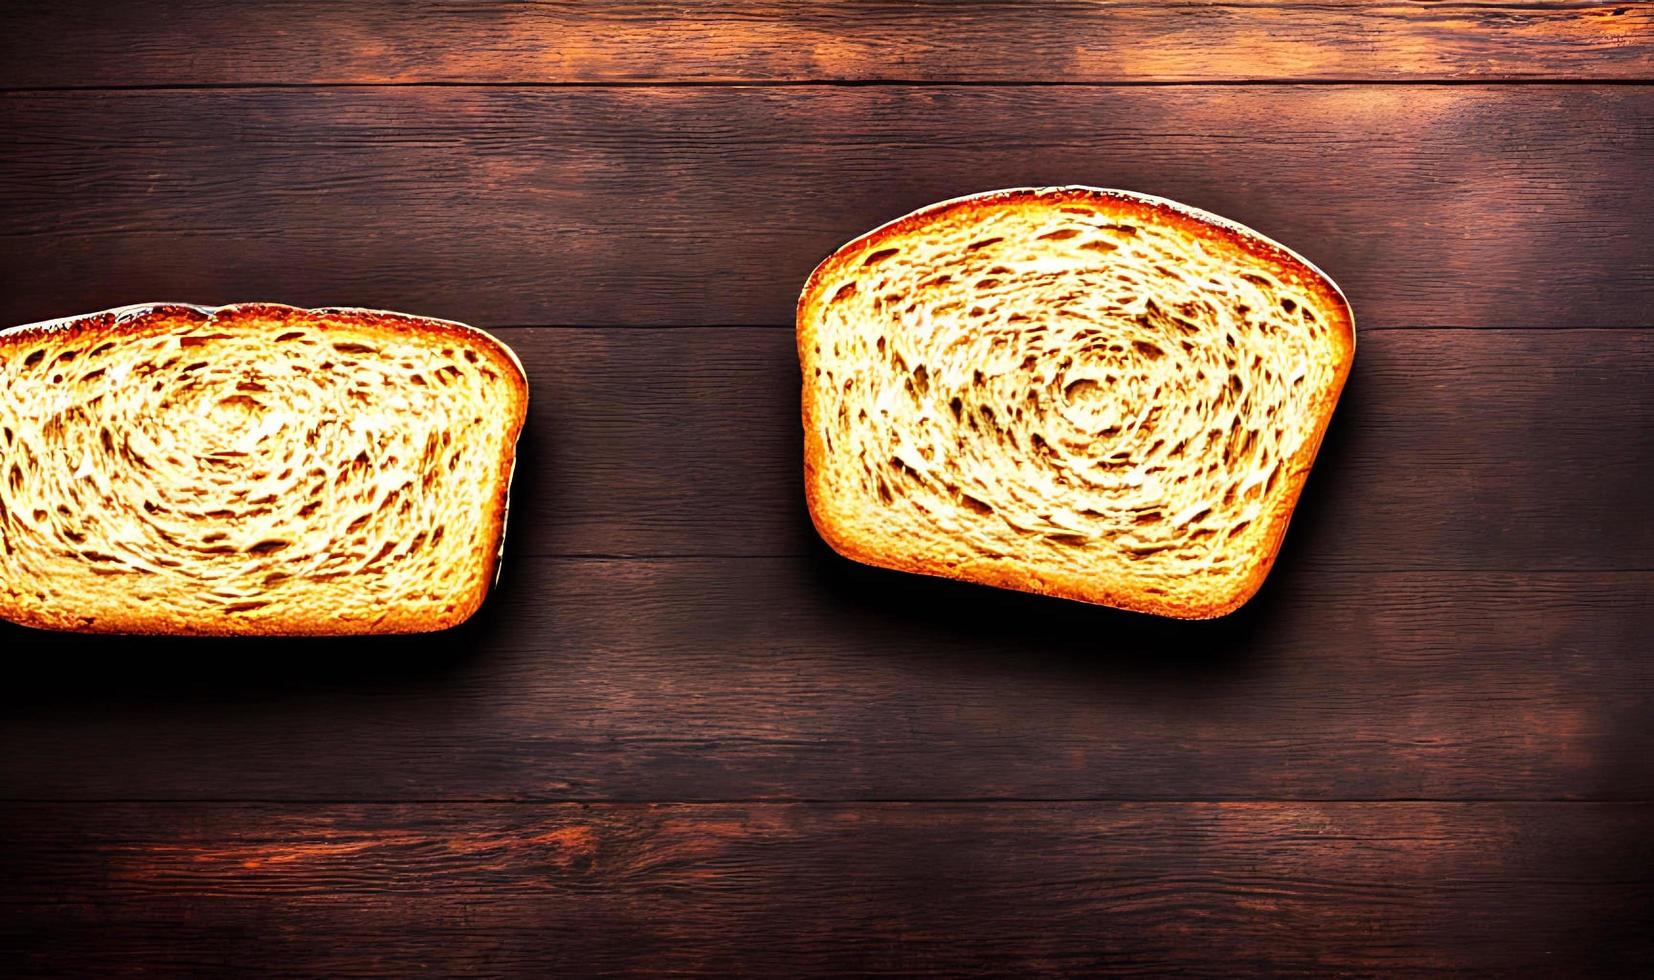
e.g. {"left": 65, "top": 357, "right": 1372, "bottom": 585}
{"left": 0, "top": 326, "right": 1643, "bottom": 569}
{"left": 1, "top": 564, "right": 1648, "bottom": 801}
{"left": 2, "top": 802, "right": 1649, "bottom": 976}
{"left": 1, "top": 2, "right": 1651, "bottom": 87}
{"left": 1, "top": 86, "right": 1651, "bottom": 329}
{"left": 450, "top": 328, "right": 1649, "bottom": 565}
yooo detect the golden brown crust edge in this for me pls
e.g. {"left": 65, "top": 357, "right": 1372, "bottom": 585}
{"left": 0, "top": 302, "right": 530, "bottom": 636}
{"left": 798, "top": 187, "right": 1355, "bottom": 619}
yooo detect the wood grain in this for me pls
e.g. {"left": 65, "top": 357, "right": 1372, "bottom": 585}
{"left": 2, "top": 802, "right": 1650, "bottom": 976}
{"left": 2, "top": 563, "right": 1648, "bottom": 802}
{"left": 462, "top": 328, "right": 1649, "bottom": 565}
{"left": 2, "top": 1, "right": 1651, "bottom": 87}
{"left": 2, "top": 86, "right": 1651, "bottom": 329}
{"left": 1, "top": 1, "right": 1650, "bottom": 975}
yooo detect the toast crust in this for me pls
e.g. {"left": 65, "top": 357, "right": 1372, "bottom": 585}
{"left": 798, "top": 187, "right": 1355, "bottom": 619}
{"left": 0, "top": 302, "right": 529, "bottom": 636}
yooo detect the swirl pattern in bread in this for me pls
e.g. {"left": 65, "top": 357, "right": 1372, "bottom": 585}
{"left": 0, "top": 303, "right": 527, "bottom": 635}
{"left": 798, "top": 188, "right": 1354, "bottom": 618}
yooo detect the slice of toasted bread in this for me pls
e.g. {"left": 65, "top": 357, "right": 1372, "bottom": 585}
{"left": 0, "top": 303, "right": 528, "bottom": 635}
{"left": 798, "top": 187, "right": 1354, "bottom": 618}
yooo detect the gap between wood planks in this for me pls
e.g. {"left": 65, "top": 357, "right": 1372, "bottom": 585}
{"left": 533, "top": 557, "right": 1654, "bottom": 571}
{"left": 2, "top": 78, "right": 1653, "bottom": 94}
{"left": 476, "top": 323, "right": 1654, "bottom": 331}
{"left": 3, "top": 798, "right": 1650, "bottom": 805}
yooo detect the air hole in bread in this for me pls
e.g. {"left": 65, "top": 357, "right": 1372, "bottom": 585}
{"left": 1063, "top": 379, "right": 1100, "bottom": 401}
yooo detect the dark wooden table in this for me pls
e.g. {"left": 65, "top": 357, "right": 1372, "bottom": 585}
{"left": 2, "top": 3, "right": 1652, "bottom": 975}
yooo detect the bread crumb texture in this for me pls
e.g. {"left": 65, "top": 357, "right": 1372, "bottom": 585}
{"left": 799, "top": 188, "right": 1354, "bottom": 618}
{"left": 0, "top": 303, "right": 528, "bottom": 635}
